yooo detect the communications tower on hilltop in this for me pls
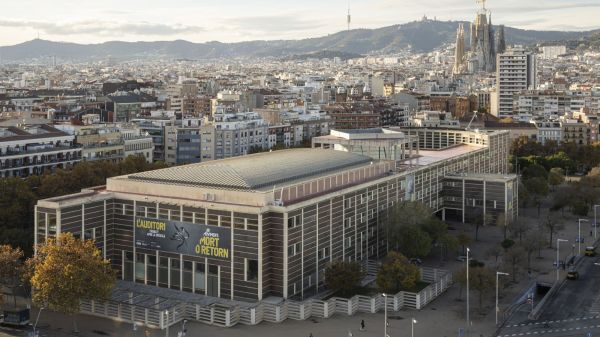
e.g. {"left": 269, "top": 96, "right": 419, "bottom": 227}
{"left": 347, "top": 1, "right": 351, "bottom": 31}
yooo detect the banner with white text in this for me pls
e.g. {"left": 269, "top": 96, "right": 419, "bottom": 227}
{"left": 134, "top": 217, "right": 231, "bottom": 260}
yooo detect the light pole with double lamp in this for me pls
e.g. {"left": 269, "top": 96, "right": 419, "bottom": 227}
{"left": 495, "top": 272, "right": 509, "bottom": 326}
{"left": 579, "top": 219, "right": 589, "bottom": 256}
{"left": 556, "top": 239, "right": 568, "bottom": 281}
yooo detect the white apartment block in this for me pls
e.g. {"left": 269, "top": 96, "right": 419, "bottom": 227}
{"left": 531, "top": 121, "right": 562, "bottom": 145}
{"left": 541, "top": 46, "right": 567, "bottom": 60}
{"left": 200, "top": 112, "right": 268, "bottom": 161}
{"left": 494, "top": 48, "right": 537, "bottom": 117}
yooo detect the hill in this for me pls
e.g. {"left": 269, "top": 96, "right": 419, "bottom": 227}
{"left": 0, "top": 20, "right": 596, "bottom": 61}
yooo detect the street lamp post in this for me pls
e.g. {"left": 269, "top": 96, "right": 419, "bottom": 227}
{"left": 165, "top": 310, "right": 169, "bottom": 337}
{"left": 32, "top": 307, "right": 45, "bottom": 337}
{"left": 594, "top": 205, "right": 600, "bottom": 239}
{"left": 466, "top": 247, "right": 470, "bottom": 336}
{"left": 383, "top": 293, "right": 388, "bottom": 337}
{"left": 411, "top": 318, "right": 418, "bottom": 337}
{"left": 495, "top": 272, "right": 509, "bottom": 326}
{"left": 556, "top": 239, "right": 568, "bottom": 281}
{"left": 579, "top": 219, "right": 589, "bottom": 256}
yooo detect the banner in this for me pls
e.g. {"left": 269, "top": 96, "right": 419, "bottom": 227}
{"left": 134, "top": 217, "right": 231, "bottom": 259}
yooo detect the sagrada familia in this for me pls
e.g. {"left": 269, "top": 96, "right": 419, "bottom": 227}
{"left": 453, "top": 0, "right": 506, "bottom": 74}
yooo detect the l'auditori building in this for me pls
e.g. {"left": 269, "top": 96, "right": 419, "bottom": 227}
{"left": 35, "top": 128, "right": 516, "bottom": 302}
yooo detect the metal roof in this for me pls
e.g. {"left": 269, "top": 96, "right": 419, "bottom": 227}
{"left": 128, "top": 148, "right": 373, "bottom": 190}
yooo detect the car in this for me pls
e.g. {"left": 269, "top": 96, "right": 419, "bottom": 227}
{"left": 585, "top": 246, "right": 596, "bottom": 257}
{"left": 456, "top": 255, "right": 468, "bottom": 262}
{"left": 409, "top": 258, "right": 422, "bottom": 265}
{"left": 567, "top": 268, "right": 579, "bottom": 280}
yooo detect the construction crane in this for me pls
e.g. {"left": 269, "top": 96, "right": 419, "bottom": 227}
{"left": 465, "top": 111, "right": 478, "bottom": 131}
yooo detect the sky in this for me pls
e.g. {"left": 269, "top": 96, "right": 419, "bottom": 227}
{"left": 0, "top": 0, "right": 598, "bottom": 46}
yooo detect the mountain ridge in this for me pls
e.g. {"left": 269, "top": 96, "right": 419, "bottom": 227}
{"left": 0, "top": 20, "right": 597, "bottom": 61}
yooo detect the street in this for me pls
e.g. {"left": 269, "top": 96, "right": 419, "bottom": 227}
{"left": 496, "top": 253, "right": 600, "bottom": 337}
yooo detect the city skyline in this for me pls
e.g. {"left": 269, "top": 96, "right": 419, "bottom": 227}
{"left": 0, "top": 0, "right": 598, "bottom": 46}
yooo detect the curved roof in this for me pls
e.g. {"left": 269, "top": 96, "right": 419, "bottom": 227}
{"left": 128, "top": 148, "right": 373, "bottom": 190}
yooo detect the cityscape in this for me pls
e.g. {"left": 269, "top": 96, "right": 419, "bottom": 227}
{"left": 0, "top": 1, "right": 600, "bottom": 337}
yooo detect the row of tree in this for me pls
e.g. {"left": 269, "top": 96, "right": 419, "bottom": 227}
{"left": 511, "top": 137, "right": 600, "bottom": 173}
{"left": 324, "top": 251, "right": 421, "bottom": 297}
{"left": 0, "top": 156, "right": 167, "bottom": 255}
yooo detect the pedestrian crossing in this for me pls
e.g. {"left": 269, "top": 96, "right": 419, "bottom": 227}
{"left": 504, "top": 316, "right": 600, "bottom": 328}
{"left": 590, "top": 293, "right": 600, "bottom": 315}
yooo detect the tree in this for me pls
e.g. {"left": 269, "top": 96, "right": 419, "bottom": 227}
{"left": 522, "top": 164, "right": 548, "bottom": 180}
{"left": 496, "top": 212, "right": 511, "bottom": 239}
{"left": 388, "top": 201, "right": 432, "bottom": 235}
{"left": 503, "top": 246, "right": 526, "bottom": 282}
{"left": 511, "top": 218, "right": 529, "bottom": 243}
{"left": 485, "top": 245, "right": 504, "bottom": 268}
{"left": 421, "top": 217, "right": 448, "bottom": 243}
{"left": 543, "top": 152, "right": 574, "bottom": 173}
{"left": 455, "top": 266, "right": 495, "bottom": 308}
{"left": 396, "top": 225, "right": 432, "bottom": 258}
{"left": 525, "top": 177, "right": 549, "bottom": 216}
{"left": 0, "top": 245, "right": 24, "bottom": 308}
{"left": 501, "top": 239, "right": 515, "bottom": 251}
{"left": 543, "top": 214, "right": 564, "bottom": 248}
{"left": 324, "top": 261, "right": 363, "bottom": 297}
{"left": 470, "top": 267, "right": 496, "bottom": 309}
{"left": 551, "top": 185, "right": 573, "bottom": 216}
{"left": 457, "top": 232, "right": 472, "bottom": 255}
{"left": 26, "top": 233, "right": 116, "bottom": 329}
{"left": 439, "top": 234, "right": 459, "bottom": 261}
{"left": 572, "top": 200, "right": 589, "bottom": 216}
{"left": 467, "top": 211, "right": 494, "bottom": 241}
{"left": 547, "top": 167, "right": 565, "bottom": 190}
{"left": 376, "top": 252, "right": 420, "bottom": 293}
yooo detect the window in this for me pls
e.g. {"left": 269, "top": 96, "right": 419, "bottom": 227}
{"left": 170, "top": 259, "right": 181, "bottom": 290}
{"left": 135, "top": 253, "right": 145, "bottom": 283}
{"left": 158, "top": 257, "right": 169, "bottom": 288}
{"left": 124, "top": 251, "right": 134, "bottom": 281}
{"left": 318, "top": 247, "right": 330, "bottom": 260}
{"left": 288, "top": 243, "right": 301, "bottom": 257}
{"left": 288, "top": 215, "right": 301, "bottom": 229}
{"left": 344, "top": 217, "right": 353, "bottom": 229}
{"left": 147, "top": 255, "right": 156, "bottom": 286}
{"left": 194, "top": 262, "right": 206, "bottom": 294}
{"left": 245, "top": 259, "right": 258, "bottom": 282}
{"left": 183, "top": 261, "right": 193, "bottom": 292}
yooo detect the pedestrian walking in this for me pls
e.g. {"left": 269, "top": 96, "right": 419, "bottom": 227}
{"left": 348, "top": 330, "right": 353, "bottom": 337}
{"left": 360, "top": 319, "right": 365, "bottom": 331}
{"left": 309, "top": 333, "right": 313, "bottom": 337}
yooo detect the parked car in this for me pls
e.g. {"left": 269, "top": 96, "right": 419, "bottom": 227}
{"left": 585, "top": 246, "right": 596, "bottom": 257}
{"left": 456, "top": 255, "right": 468, "bottom": 262}
{"left": 567, "top": 268, "right": 579, "bottom": 280}
{"left": 409, "top": 258, "right": 423, "bottom": 265}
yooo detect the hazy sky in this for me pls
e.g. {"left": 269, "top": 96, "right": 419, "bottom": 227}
{"left": 1, "top": 0, "right": 598, "bottom": 46}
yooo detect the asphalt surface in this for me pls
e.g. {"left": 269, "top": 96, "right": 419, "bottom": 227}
{"left": 496, "top": 254, "right": 600, "bottom": 337}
